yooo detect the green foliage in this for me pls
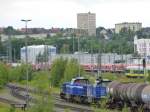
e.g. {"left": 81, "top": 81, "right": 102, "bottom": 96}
{"left": 0, "top": 63, "right": 34, "bottom": 88}
{"left": 3, "top": 26, "right": 14, "bottom": 35}
{"left": 60, "top": 44, "right": 70, "bottom": 53}
{"left": 50, "top": 58, "right": 85, "bottom": 87}
{"left": 64, "top": 109, "right": 71, "bottom": 112}
{"left": 29, "top": 95, "right": 53, "bottom": 112}
{"left": 100, "top": 72, "right": 145, "bottom": 83}
{"left": 8, "top": 64, "right": 33, "bottom": 82}
{"left": 30, "top": 71, "right": 50, "bottom": 91}
{"left": 9, "top": 106, "right": 15, "bottom": 112}
{"left": 50, "top": 57, "right": 67, "bottom": 87}
{"left": 122, "top": 104, "right": 129, "bottom": 112}
{"left": 99, "top": 98, "right": 107, "bottom": 109}
{"left": 0, "top": 63, "right": 9, "bottom": 88}
{"left": 62, "top": 59, "right": 84, "bottom": 83}
{"left": 3, "top": 26, "right": 22, "bottom": 35}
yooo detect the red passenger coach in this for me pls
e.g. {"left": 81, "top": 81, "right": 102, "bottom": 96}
{"left": 82, "top": 64, "right": 126, "bottom": 73}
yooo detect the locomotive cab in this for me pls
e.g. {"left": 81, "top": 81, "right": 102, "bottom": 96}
{"left": 60, "top": 77, "right": 90, "bottom": 99}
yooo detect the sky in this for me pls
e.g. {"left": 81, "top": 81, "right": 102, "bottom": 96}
{"left": 0, "top": 0, "right": 150, "bottom": 29}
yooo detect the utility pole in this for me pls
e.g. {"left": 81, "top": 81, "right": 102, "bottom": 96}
{"left": 90, "top": 39, "right": 94, "bottom": 75}
{"left": 78, "top": 37, "right": 80, "bottom": 77}
{"left": 72, "top": 34, "right": 75, "bottom": 54}
{"left": 8, "top": 35, "right": 12, "bottom": 63}
{"left": 44, "top": 43, "right": 49, "bottom": 71}
{"left": 21, "top": 19, "right": 31, "bottom": 108}
{"left": 113, "top": 51, "right": 116, "bottom": 73}
{"left": 98, "top": 38, "right": 102, "bottom": 78}
{"left": 143, "top": 40, "right": 147, "bottom": 83}
{"left": 7, "top": 27, "right": 13, "bottom": 63}
{"left": 13, "top": 48, "right": 15, "bottom": 62}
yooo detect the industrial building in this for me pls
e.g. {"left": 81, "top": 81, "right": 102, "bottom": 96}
{"left": 21, "top": 45, "right": 56, "bottom": 64}
{"left": 115, "top": 22, "right": 142, "bottom": 33}
{"left": 77, "top": 12, "right": 96, "bottom": 36}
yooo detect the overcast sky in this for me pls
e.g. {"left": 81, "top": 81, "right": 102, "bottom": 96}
{"left": 0, "top": 0, "right": 150, "bottom": 28}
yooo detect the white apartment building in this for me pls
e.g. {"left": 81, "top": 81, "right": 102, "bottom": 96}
{"left": 134, "top": 36, "right": 150, "bottom": 56}
{"left": 115, "top": 22, "right": 142, "bottom": 33}
{"left": 21, "top": 45, "right": 56, "bottom": 64}
{"left": 77, "top": 12, "right": 96, "bottom": 36}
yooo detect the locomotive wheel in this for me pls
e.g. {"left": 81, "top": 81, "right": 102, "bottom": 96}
{"left": 66, "top": 94, "right": 71, "bottom": 102}
{"left": 130, "top": 106, "right": 138, "bottom": 112}
{"left": 116, "top": 101, "right": 124, "bottom": 110}
{"left": 80, "top": 96, "right": 86, "bottom": 103}
{"left": 60, "top": 92, "right": 65, "bottom": 99}
{"left": 74, "top": 96, "right": 81, "bottom": 103}
{"left": 143, "top": 108, "right": 150, "bottom": 112}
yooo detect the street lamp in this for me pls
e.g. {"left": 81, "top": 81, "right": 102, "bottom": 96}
{"left": 21, "top": 19, "right": 31, "bottom": 108}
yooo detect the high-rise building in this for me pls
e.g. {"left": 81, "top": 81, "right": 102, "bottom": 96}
{"left": 77, "top": 12, "right": 96, "bottom": 36}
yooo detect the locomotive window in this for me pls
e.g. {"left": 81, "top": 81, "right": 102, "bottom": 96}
{"left": 74, "top": 79, "right": 89, "bottom": 84}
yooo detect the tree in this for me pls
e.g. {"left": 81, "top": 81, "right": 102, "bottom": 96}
{"left": 50, "top": 57, "right": 67, "bottom": 87}
{"left": 4, "top": 26, "right": 14, "bottom": 35}
{"left": 0, "top": 34, "right": 5, "bottom": 56}
{"left": 62, "top": 58, "right": 85, "bottom": 83}
{"left": 0, "top": 63, "right": 9, "bottom": 88}
{"left": 60, "top": 44, "right": 70, "bottom": 53}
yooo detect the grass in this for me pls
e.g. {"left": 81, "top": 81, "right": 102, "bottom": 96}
{"left": 0, "top": 103, "right": 9, "bottom": 112}
{"left": 101, "top": 72, "right": 145, "bottom": 83}
{"left": 0, "top": 103, "right": 25, "bottom": 112}
{"left": 50, "top": 87, "right": 60, "bottom": 94}
{"left": 24, "top": 71, "right": 60, "bottom": 94}
{"left": 87, "top": 72, "right": 146, "bottom": 83}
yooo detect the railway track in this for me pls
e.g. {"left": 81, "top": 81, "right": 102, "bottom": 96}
{"left": 55, "top": 101, "right": 93, "bottom": 112}
{"left": 0, "top": 96, "right": 26, "bottom": 110}
{"left": 0, "top": 96, "right": 21, "bottom": 104}
{"left": 6, "top": 83, "right": 49, "bottom": 95}
{"left": 6, "top": 83, "right": 94, "bottom": 112}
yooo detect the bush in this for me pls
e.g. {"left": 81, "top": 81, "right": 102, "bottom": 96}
{"left": 30, "top": 71, "right": 50, "bottom": 92}
{"left": 0, "top": 63, "right": 9, "bottom": 88}
{"left": 9, "top": 64, "right": 33, "bottom": 82}
{"left": 29, "top": 95, "right": 53, "bottom": 112}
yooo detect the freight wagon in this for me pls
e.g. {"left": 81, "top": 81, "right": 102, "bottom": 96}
{"left": 107, "top": 81, "right": 150, "bottom": 112}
